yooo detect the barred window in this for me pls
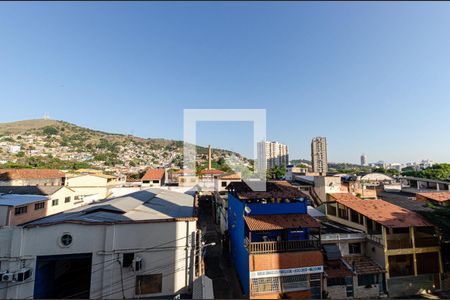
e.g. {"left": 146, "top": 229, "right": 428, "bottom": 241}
{"left": 280, "top": 274, "right": 308, "bottom": 292}
{"left": 251, "top": 277, "right": 280, "bottom": 294}
{"left": 310, "top": 273, "right": 322, "bottom": 288}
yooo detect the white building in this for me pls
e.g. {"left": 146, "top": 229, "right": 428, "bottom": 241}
{"left": 256, "top": 141, "right": 289, "bottom": 172}
{"left": 360, "top": 154, "right": 367, "bottom": 167}
{"left": 0, "top": 189, "right": 199, "bottom": 299}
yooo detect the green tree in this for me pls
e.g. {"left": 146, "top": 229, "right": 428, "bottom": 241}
{"left": 42, "top": 126, "right": 58, "bottom": 136}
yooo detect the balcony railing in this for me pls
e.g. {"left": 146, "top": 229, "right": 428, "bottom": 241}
{"left": 245, "top": 238, "right": 320, "bottom": 254}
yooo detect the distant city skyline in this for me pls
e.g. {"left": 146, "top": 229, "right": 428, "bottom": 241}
{"left": 1, "top": 2, "right": 450, "bottom": 164}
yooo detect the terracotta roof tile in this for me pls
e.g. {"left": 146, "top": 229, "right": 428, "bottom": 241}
{"left": 328, "top": 193, "right": 431, "bottom": 228}
{"left": 142, "top": 169, "right": 165, "bottom": 181}
{"left": 227, "top": 181, "right": 308, "bottom": 199}
{"left": 0, "top": 169, "right": 65, "bottom": 181}
{"left": 417, "top": 192, "right": 450, "bottom": 203}
{"left": 200, "top": 169, "right": 225, "bottom": 175}
{"left": 325, "top": 259, "right": 353, "bottom": 278}
{"left": 244, "top": 214, "right": 320, "bottom": 231}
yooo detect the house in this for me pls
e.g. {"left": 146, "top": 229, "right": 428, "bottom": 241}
{"left": 227, "top": 181, "right": 324, "bottom": 299}
{"left": 65, "top": 173, "right": 120, "bottom": 199}
{"left": 0, "top": 194, "right": 49, "bottom": 226}
{"left": 0, "top": 169, "right": 65, "bottom": 186}
{"left": 141, "top": 169, "right": 165, "bottom": 187}
{"left": 173, "top": 169, "right": 199, "bottom": 187}
{"left": 214, "top": 172, "right": 241, "bottom": 192}
{"left": 0, "top": 186, "right": 98, "bottom": 226}
{"left": 416, "top": 192, "right": 450, "bottom": 207}
{"left": 0, "top": 189, "right": 199, "bottom": 299}
{"left": 320, "top": 221, "right": 385, "bottom": 298}
{"left": 325, "top": 193, "right": 442, "bottom": 297}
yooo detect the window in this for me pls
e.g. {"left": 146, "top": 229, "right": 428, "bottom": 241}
{"left": 327, "top": 203, "right": 337, "bottom": 216}
{"left": 357, "top": 274, "right": 379, "bottom": 286}
{"left": 190, "top": 178, "right": 196, "bottom": 182}
{"left": 143, "top": 180, "right": 150, "bottom": 184}
{"left": 65, "top": 196, "right": 71, "bottom": 203}
{"left": 14, "top": 206, "right": 28, "bottom": 215}
{"left": 338, "top": 204, "right": 348, "bottom": 219}
{"left": 251, "top": 277, "right": 280, "bottom": 294}
{"left": 52, "top": 199, "right": 59, "bottom": 206}
{"left": 327, "top": 277, "right": 346, "bottom": 287}
{"left": 34, "top": 202, "right": 45, "bottom": 210}
{"left": 222, "top": 181, "right": 227, "bottom": 187}
{"left": 135, "top": 274, "right": 162, "bottom": 295}
{"left": 74, "top": 196, "right": 80, "bottom": 201}
{"left": 280, "top": 274, "right": 308, "bottom": 292}
{"left": 123, "top": 253, "right": 135, "bottom": 268}
{"left": 60, "top": 233, "right": 73, "bottom": 247}
{"left": 349, "top": 243, "right": 361, "bottom": 254}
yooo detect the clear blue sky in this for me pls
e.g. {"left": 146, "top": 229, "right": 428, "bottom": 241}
{"left": 1, "top": 2, "right": 449, "bottom": 164}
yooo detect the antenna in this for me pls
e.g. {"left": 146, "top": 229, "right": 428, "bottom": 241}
{"left": 43, "top": 113, "right": 50, "bottom": 120}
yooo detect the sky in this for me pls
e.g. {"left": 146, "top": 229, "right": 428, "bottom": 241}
{"left": 0, "top": 2, "right": 449, "bottom": 164}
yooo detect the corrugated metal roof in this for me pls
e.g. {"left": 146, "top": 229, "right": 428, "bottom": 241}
{"left": 323, "top": 244, "right": 342, "bottom": 260}
{"left": 329, "top": 193, "right": 431, "bottom": 228}
{"left": 0, "top": 194, "right": 49, "bottom": 206}
{"left": 244, "top": 214, "right": 320, "bottom": 231}
{"left": 24, "top": 188, "right": 194, "bottom": 227}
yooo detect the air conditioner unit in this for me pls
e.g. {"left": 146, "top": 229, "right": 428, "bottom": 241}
{"left": 15, "top": 268, "right": 32, "bottom": 282}
{"left": 1, "top": 272, "right": 15, "bottom": 282}
{"left": 132, "top": 257, "right": 143, "bottom": 272}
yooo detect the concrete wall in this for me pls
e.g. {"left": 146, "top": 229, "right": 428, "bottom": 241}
{"left": 314, "top": 176, "right": 342, "bottom": 203}
{"left": 0, "top": 178, "right": 63, "bottom": 186}
{"left": 0, "top": 220, "right": 197, "bottom": 299}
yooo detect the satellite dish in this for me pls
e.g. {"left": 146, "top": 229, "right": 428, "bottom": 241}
{"left": 244, "top": 206, "right": 251, "bottom": 214}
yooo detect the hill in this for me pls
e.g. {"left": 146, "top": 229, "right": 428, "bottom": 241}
{"left": 0, "top": 119, "right": 249, "bottom": 173}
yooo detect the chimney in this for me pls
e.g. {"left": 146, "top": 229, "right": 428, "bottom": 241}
{"left": 208, "top": 145, "right": 212, "bottom": 170}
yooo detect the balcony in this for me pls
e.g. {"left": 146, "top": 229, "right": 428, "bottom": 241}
{"left": 245, "top": 237, "right": 321, "bottom": 254}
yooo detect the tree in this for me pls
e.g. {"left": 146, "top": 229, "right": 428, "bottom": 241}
{"left": 266, "top": 166, "right": 286, "bottom": 180}
{"left": 386, "top": 169, "right": 400, "bottom": 177}
{"left": 42, "top": 126, "right": 58, "bottom": 136}
{"left": 296, "top": 163, "right": 309, "bottom": 169}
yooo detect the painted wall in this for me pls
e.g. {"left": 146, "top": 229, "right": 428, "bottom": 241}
{"left": 0, "top": 220, "right": 197, "bottom": 299}
{"left": 247, "top": 200, "right": 307, "bottom": 215}
{"left": 227, "top": 192, "right": 250, "bottom": 296}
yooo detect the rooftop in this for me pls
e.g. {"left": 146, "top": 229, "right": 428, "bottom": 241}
{"left": 324, "top": 259, "right": 353, "bottom": 278}
{"left": 226, "top": 181, "right": 308, "bottom": 200}
{"left": 24, "top": 189, "right": 195, "bottom": 227}
{"left": 0, "top": 169, "right": 65, "bottom": 181}
{"left": 200, "top": 169, "right": 225, "bottom": 176}
{"left": 342, "top": 256, "right": 384, "bottom": 274}
{"left": 0, "top": 194, "right": 49, "bottom": 207}
{"left": 329, "top": 193, "right": 431, "bottom": 228}
{"left": 0, "top": 186, "right": 66, "bottom": 196}
{"left": 244, "top": 214, "right": 320, "bottom": 231}
{"left": 417, "top": 191, "right": 450, "bottom": 203}
{"left": 142, "top": 169, "right": 165, "bottom": 181}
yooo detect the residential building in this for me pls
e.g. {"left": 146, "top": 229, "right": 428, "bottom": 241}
{"left": 141, "top": 169, "right": 165, "bottom": 187}
{"left": 311, "top": 137, "right": 328, "bottom": 174}
{"left": 360, "top": 154, "right": 367, "bottom": 167}
{"left": 321, "top": 221, "right": 385, "bottom": 298}
{"left": 65, "top": 173, "right": 120, "bottom": 199}
{"left": 325, "top": 193, "right": 442, "bottom": 297}
{"left": 0, "top": 169, "right": 65, "bottom": 186}
{"left": 416, "top": 192, "right": 450, "bottom": 207}
{"left": 214, "top": 172, "right": 241, "bottom": 192}
{"left": 0, "top": 186, "right": 97, "bottom": 226}
{"left": 313, "top": 176, "right": 343, "bottom": 203}
{"left": 227, "top": 181, "right": 324, "bottom": 299}
{"left": 256, "top": 141, "right": 289, "bottom": 172}
{"left": 0, "top": 189, "right": 198, "bottom": 299}
{"left": 0, "top": 194, "right": 49, "bottom": 226}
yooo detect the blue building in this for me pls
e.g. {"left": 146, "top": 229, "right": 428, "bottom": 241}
{"left": 227, "top": 181, "right": 324, "bottom": 299}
